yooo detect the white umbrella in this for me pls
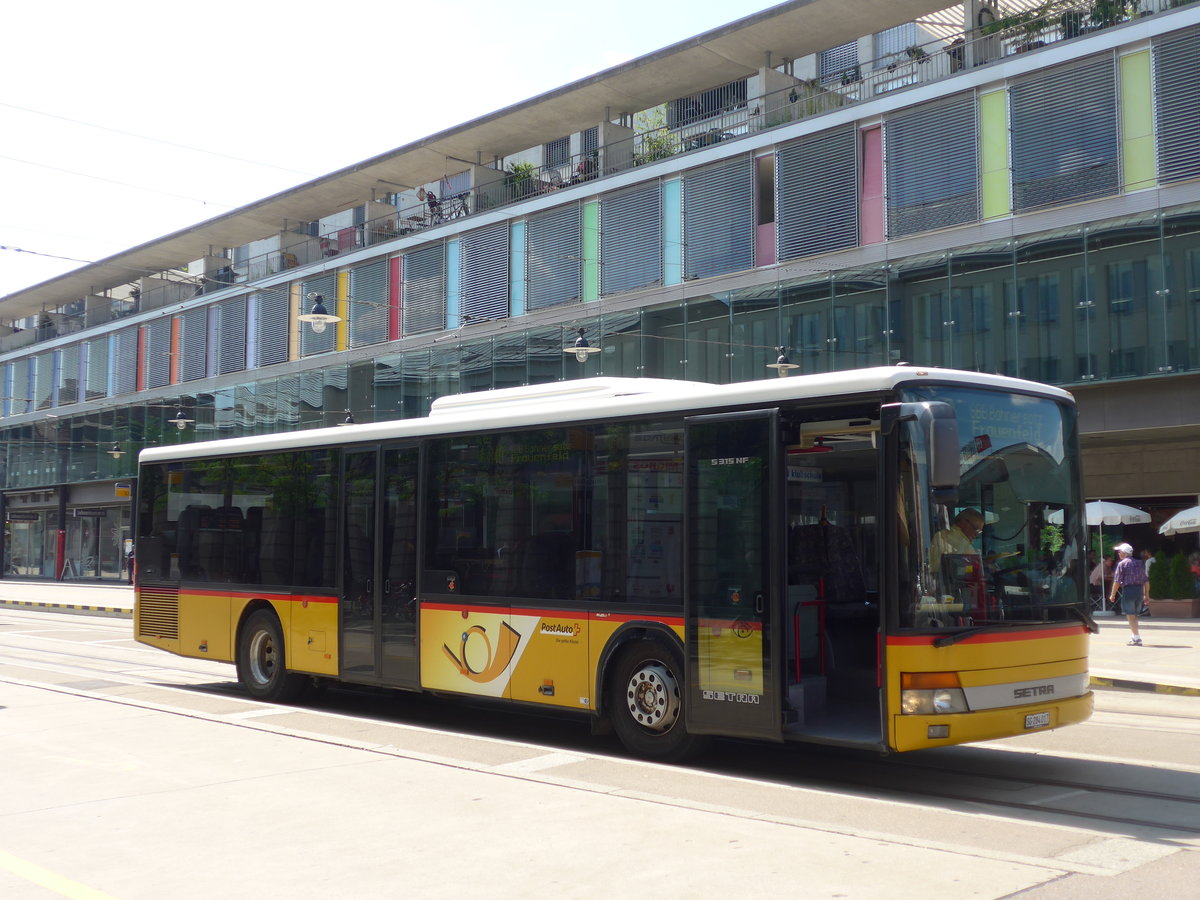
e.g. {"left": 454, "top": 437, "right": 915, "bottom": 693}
{"left": 1159, "top": 505, "right": 1200, "bottom": 536}
{"left": 1046, "top": 501, "right": 1149, "bottom": 526}
{"left": 1083, "top": 500, "right": 1151, "bottom": 527}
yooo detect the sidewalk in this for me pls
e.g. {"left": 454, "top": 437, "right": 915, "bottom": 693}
{"left": 2, "top": 579, "right": 1196, "bottom": 696}
{"left": 0, "top": 577, "right": 134, "bottom": 617}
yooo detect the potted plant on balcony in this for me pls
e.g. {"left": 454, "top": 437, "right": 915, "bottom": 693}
{"left": 1060, "top": 6, "right": 1085, "bottom": 38}
{"left": 983, "top": 0, "right": 1062, "bottom": 52}
{"left": 633, "top": 111, "right": 678, "bottom": 166}
{"left": 505, "top": 161, "right": 536, "bottom": 200}
{"left": 1090, "top": 0, "right": 1131, "bottom": 29}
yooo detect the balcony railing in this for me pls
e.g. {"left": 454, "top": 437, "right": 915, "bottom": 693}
{"left": 8, "top": 0, "right": 1195, "bottom": 355}
{"left": 221, "top": 1, "right": 1192, "bottom": 286}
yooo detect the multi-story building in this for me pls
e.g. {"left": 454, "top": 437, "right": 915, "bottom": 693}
{"left": 2, "top": 0, "right": 1199, "bottom": 581}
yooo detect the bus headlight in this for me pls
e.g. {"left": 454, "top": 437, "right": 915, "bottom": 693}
{"left": 901, "top": 673, "right": 969, "bottom": 715}
{"left": 901, "top": 688, "right": 968, "bottom": 715}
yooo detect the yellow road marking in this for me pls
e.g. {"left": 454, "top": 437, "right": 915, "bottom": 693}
{"left": 0, "top": 850, "right": 120, "bottom": 900}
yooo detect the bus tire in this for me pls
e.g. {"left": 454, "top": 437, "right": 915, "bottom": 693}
{"left": 237, "top": 609, "right": 307, "bottom": 703}
{"left": 608, "top": 638, "right": 696, "bottom": 761}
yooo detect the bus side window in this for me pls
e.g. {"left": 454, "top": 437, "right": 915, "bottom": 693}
{"left": 516, "top": 530, "right": 575, "bottom": 600}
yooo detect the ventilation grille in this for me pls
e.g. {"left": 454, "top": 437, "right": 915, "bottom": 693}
{"left": 137, "top": 585, "right": 180, "bottom": 640}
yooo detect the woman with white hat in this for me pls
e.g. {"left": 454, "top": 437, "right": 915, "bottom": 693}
{"left": 1109, "top": 543, "right": 1147, "bottom": 646}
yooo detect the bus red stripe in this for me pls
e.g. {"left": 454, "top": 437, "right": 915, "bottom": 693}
{"left": 887, "top": 625, "right": 1087, "bottom": 646}
{"left": 174, "top": 589, "right": 338, "bottom": 604}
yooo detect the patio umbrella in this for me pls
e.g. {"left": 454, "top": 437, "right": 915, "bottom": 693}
{"left": 1046, "top": 500, "right": 1149, "bottom": 526}
{"left": 1083, "top": 500, "right": 1151, "bottom": 527}
{"left": 1159, "top": 505, "right": 1200, "bottom": 536}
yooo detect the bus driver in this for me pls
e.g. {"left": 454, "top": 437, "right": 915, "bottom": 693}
{"left": 929, "top": 508, "right": 985, "bottom": 574}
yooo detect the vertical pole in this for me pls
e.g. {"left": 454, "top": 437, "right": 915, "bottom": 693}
{"left": 56, "top": 486, "right": 68, "bottom": 581}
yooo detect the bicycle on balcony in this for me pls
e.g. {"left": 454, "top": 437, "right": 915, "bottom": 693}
{"left": 429, "top": 191, "right": 470, "bottom": 224}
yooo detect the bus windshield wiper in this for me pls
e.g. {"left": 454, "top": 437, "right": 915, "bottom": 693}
{"left": 932, "top": 625, "right": 1001, "bottom": 648}
{"left": 932, "top": 609, "right": 1095, "bottom": 646}
{"left": 1066, "top": 604, "right": 1100, "bottom": 634}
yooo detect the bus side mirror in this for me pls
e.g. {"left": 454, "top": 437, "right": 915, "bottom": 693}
{"left": 882, "top": 401, "right": 961, "bottom": 503}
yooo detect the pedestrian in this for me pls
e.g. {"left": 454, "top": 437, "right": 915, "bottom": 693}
{"left": 1141, "top": 548, "right": 1156, "bottom": 580}
{"left": 1089, "top": 553, "right": 1113, "bottom": 610}
{"left": 1109, "top": 543, "right": 1147, "bottom": 646}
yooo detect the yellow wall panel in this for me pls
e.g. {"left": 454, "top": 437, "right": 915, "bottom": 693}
{"left": 1120, "top": 50, "right": 1155, "bottom": 192}
{"left": 979, "top": 89, "right": 1010, "bottom": 220}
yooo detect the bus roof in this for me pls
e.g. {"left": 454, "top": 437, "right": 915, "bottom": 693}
{"left": 138, "top": 366, "right": 1074, "bottom": 464}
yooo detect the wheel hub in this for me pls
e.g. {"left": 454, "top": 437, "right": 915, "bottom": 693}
{"left": 249, "top": 630, "right": 277, "bottom": 684}
{"left": 624, "top": 662, "right": 680, "bottom": 732}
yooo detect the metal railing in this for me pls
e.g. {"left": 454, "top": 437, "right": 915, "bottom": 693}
{"left": 10, "top": 0, "right": 1196, "bottom": 354}
{"left": 219, "top": 0, "right": 1195, "bottom": 289}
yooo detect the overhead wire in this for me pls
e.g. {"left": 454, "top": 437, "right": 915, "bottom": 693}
{"left": 0, "top": 100, "right": 316, "bottom": 178}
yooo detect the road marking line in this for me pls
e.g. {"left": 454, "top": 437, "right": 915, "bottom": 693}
{"left": 0, "top": 849, "right": 120, "bottom": 900}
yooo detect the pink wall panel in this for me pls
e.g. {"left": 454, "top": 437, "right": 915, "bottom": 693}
{"left": 860, "top": 126, "right": 884, "bottom": 245}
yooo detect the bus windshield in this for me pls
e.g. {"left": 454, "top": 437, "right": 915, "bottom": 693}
{"left": 897, "top": 385, "right": 1085, "bottom": 630}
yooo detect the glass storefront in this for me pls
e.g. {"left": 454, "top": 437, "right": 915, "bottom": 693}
{"left": 4, "top": 503, "right": 131, "bottom": 581}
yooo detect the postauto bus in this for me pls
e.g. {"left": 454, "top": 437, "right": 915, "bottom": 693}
{"left": 134, "top": 367, "right": 1094, "bottom": 758}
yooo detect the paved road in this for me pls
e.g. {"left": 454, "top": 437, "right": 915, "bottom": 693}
{"left": 1, "top": 608, "right": 1198, "bottom": 900}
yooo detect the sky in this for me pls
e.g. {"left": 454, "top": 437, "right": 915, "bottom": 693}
{"left": 0, "top": 0, "right": 786, "bottom": 301}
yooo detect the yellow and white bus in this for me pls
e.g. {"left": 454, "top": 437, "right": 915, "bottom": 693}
{"left": 134, "top": 366, "right": 1094, "bottom": 758}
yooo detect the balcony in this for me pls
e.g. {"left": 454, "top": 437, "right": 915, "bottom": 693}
{"left": 4, "top": 0, "right": 1194, "bottom": 356}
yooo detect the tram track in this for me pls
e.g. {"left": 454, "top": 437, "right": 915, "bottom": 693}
{"left": 4, "top": 607, "right": 1199, "bottom": 841}
{"left": 792, "top": 754, "right": 1200, "bottom": 834}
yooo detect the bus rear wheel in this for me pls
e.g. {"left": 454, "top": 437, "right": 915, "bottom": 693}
{"left": 237, "top": 609, "right": 307, "bottom": 703}
{"left": 609, "top": 638, "right": 696, "bottom": 760}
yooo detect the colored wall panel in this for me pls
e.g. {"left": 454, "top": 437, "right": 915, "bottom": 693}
{"left": 583, "top": 200, "right": 600, "bottom": 302}
{"left": 169, "top": 317, "right": 181, "bottom": 384}
{"left": 979, "top": 89, "right": 1010, "bottom": 220}
{"left": 859, "top": 125, "right": 884, "bottom": 245}
{"left": 289, "top": 283, "right": 300, "bottom": 361}
{"left": 510, "top": 219, "right": 527, "bottom": 317}
{"left": 336, "top": 271, "right": 350, "bottom": 352}
{"left": 136, "top": 326, "right": 146, "bottom": 392}
{"left": 389, "top": 256, "right": 401, "bottom": 341}
{"left": 446, "top": 238, "right": 461, "bottom": 327}
{"left": 1120, "top": 50, "right": 1155, "bottom": 192}
{"left": 663, "top": 177, "right": 682, "bottom": 286}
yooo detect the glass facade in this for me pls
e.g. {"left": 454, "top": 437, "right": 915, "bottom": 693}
{"left": 3, "top": 204, "right": 1199, "bottom": 494}
{"left": 4, "top": 18, "right": 1200, "bottom": 581}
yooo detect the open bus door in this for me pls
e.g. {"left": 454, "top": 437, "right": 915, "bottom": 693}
{"left": 684, "top": 410, "right": 783, "bottom": 741}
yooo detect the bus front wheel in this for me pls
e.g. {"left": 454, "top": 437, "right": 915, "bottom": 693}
{"left": 609, "top": 638, "right": 696, "bottom": 760}
{"left": 237, "top": 609, "right": 307, "bottom": 703}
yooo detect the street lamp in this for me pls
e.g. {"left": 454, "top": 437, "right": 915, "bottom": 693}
{"left": 564, "top": 328, "right": 602, "bottom": 363}
{"left": 298, "top": 292, "right": 341, "bottom": 334}
{"left": 766, "top": 347, "right": 799, "bottom": 377}
{"left": 173, "top": 409, "right": 194, "bottom": 431}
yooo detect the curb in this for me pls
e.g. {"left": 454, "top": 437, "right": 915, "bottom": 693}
{"left": 0, "top": 599, "right": 132, "bottom": 619}
{"left": 1089, "top": 674, "right": 1200, "bottom": 697}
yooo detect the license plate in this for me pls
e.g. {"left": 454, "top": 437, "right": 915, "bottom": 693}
{"left": 1024, "top": 711, "right": 1051, "bottom": 729}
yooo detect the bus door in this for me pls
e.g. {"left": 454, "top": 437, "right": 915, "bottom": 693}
{"left": 683, "top": 410, "right": 783, "bottom": 741}
{"left": 340, "top": 445, "right": 419, "bottom": 687}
